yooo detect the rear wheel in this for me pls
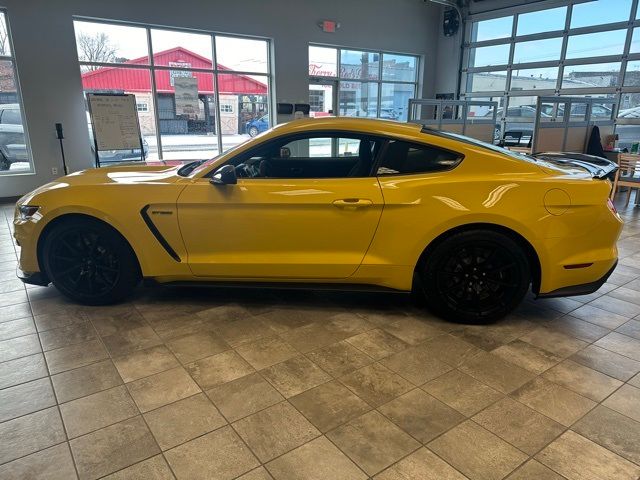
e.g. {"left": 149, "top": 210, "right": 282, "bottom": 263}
{"left": 419, "top": 230, "right": 530, "bottom": 323}
{"left": 42, "top": 218, "right": 140, "bottom": 305}
{"left": 248, "top": 126, "right": 259, "bottom": 137}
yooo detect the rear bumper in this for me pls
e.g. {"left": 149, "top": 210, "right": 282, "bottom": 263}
{"left": 537, "top": 259, "right": 617, "bottom": 298}
{"left": 16, "top": 267, "right": 49, "bottom": 286}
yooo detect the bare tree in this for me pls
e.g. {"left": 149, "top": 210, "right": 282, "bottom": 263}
{"left": 0, "top": 18, "right": 9, "bottom": 56}
{"left": 77, "top": 32, "right": 118, "bottom": 70}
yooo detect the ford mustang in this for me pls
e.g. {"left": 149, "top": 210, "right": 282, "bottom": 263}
{"left": 13, "top": 118, "right": 622, "bottom": 322}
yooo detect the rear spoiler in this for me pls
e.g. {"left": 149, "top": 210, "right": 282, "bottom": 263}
{"left": 532, "top": 152, "right": 618, "bottom": 180}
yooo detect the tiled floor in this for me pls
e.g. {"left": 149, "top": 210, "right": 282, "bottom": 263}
{"left": 1, "top": 201, "right": 640, "bottom": 480}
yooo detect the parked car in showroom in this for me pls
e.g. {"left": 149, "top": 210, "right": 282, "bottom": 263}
{"left": 246, "top": 114, "right": 269, "bottom": 137}
{"left": 14, "top": 117, "right": 621, "bottom": 323}
{"left": 0, "top": 103, "right": 29, "bottom": 171}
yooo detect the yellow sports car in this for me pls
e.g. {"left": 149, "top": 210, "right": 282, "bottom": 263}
{"left": 14, "top": 117, "right": 623, "bottom": 322}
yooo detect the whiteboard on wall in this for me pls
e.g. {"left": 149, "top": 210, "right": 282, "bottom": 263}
{"left": 87, "top": 94, "right": 141, "bottom": 151}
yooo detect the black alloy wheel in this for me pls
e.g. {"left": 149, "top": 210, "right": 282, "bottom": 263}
{"left": 420, "top": 230, "right": 530, "bottom": 323}
{"left": 42, "top": 218, "right": 140, "bottom": 305}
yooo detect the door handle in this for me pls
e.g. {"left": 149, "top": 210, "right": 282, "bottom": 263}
{"left": 332, "top": 198, "right": 373, "bottom": 208}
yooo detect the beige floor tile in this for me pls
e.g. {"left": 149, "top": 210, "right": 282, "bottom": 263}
{"left": 60, "top": 385, "right": 139, "bottom": 438}
{"left": 340, "top": 363, "right": 413, "bottom": 407}
{"left": 45, "top": 339, "right": 109, "bottom": 375}
{"left": 144, "top": 393, "right": 226, "bottom": 450}
{"left": 306, "top": 340, "right": 374, "bottom": 377}
{"left": 0, "top": 352, "right": 48, "bottom": 390}
{"left": 127, "top": 367, "right": 200, "bottom": 413}
{"left": 206, "top": 372, "right": 283, "bottom": 422}
{"left": 38, "top": 322, "right": 96, "bottom": 351}
{"left": 472, "top": 397, "right": 564, "bottom": 455}
{"left": 422, "top": 369, "right": 503, "bottom": 416}
{"left": 261, "top": 355, "right": 332, "bottom": 398}
{"left": 87, "top": 307, "right": 147, "bottom": 337}
{"left": 233, "top": 401, "right": 320, "bottom": 462}
{"left": 492, "top": 340, "right": 562, "bottom": 374}
{"left": 536, "top": 431, "right": 640, "bottom": 480}
{"left": 373, "top": 447, "right": 467, "bottom": 480}
{"left": 520, "top": 327, "right": 587, "bottom": 358}
{"left": 289, "top": 380, "right": 370, "bottom": 432}
{"left": 506, "top": 459, "right": 566, "bottom": 479}
{"left": 237, "top": 467, "right": 273, "bottom": 479}
{"left": 70, "top": 416, "right": 160, "bottom": 480}
{"left": 0, "top": 407, "right": 66, "bottom": 464}
{"left": 0, "top": 302, "right": 31, "bottom": 323}
{"left": 546, "top": 315, "right": 610, "bottom": 343}
{"left": 101, "top": 455, "right": 174, "bottom": 480}
{"left": 266, "top": 436, "right": 366, "bottom": 480}
{"left": 512, "top": 377, "right": 596, "bottom": 426}
{"left": 595, "top": 332, "right": 640, "bottom": 362}
{"left": 0, "top": 316, "right": 36, "bottom": 341}
{"left": 617, "top": 319, "right": 640, "bottom": 340}
{"left": 602, "top": 384, "right": 640, "bottom": 422}
{"left": 417, "top": 334, "right": 480, "bottom": 367}
{"left": 589, "top": 295, "right": 640, "bottom": 318}
{"left": 571, "top": 345, "right": 640, "bottom": 381}
{"left": 379, "top": 389, "right": 465, "bottom": 443}
{"left": 570, "top": 304, "right": 629, "bottom": 329}
{"left": 428, "top": 420, "right": 527, "bottom": 480}
{"left": 235, "top": 336, "right": 298, "bottom": 370}
{"left": 0, "top": 333, "right": 41, "bottom": 363}
{"left": 0, "top": 443, "right": 77, "bottom": 480}
{"left": 380, "top": 343, "right": 452, "bottom": 385}
{"left": 34, "top": 308, "right": 87, "bottom": 332}
{"left": 451, "top": 318, "right": 536, "bottom": 351}
{"left": 166, "top": 331, "right": 229, "bottom": 364}
{"left": 379, "top": 316, "right": 442, "bottom": 345}
{"left": 278, "top": 322, "right": 349, "bottom": 353}
{"left": 112, "top": 345, "right": 179, "bottom": 383}
{"left": 459, "top": 351, "right": 534, "bottom": 394}
{"left": 214, "top": 316, "right": 276, "bottom": 346}
{"left": 186, "top": 350, "right": 255, "bottom": 389}
{"left": 607, "top": 286, "right": 640, "bottom": 306}
{"left": 327, "top": 410, "right": 420, "bottom": 476}
{"left": 101, "top": 325, "right": 163, "bottom": 357}
{"left": 573, "top": 405, "right": 640, "bottom": 465}
{"left": 164, "top": 425, "right": 259, "bottom": 480}
{"left": 629, "top": 373, "right": 640, "bottom": 387}
{"left": 51, "top": 359, "right": 123, "bottom": 403}
{"left": 346, "top": 329, "right": 408, "bottom": 360}
{"left": 0, "top": 377, "right": 56, "bottom": 423}
{"left": 542, "top": 359, "right": 623, "bottom": 401}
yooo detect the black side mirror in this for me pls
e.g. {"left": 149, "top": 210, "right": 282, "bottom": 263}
{"left": 210, "top": 165, "right": 237, "bottom": 185}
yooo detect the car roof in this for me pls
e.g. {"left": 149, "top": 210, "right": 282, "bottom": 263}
{"left": 270, "top": 117, "right": 424, "bottom": 136}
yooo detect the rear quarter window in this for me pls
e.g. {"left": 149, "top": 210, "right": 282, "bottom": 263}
{"left": 376, "top": 140, "right": 463, "bottom": 175}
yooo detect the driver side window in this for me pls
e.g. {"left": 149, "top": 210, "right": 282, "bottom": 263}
{"left": 229, "top": 132, "right": 382, "bottom": 179}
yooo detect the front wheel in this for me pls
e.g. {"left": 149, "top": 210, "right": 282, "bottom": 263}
{"left": 248, "top": 126, "right": 259, "bottom": 137}
{"left": 419, "top": 230, "right": 531, "bottom": 323}
{"left": 42, "top": 218, "right": 140, "bottom": 305}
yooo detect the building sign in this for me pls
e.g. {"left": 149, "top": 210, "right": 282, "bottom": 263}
{"left": 169, "top": 61, "right": 192, "bottom": 86}
{"left": 309, "top": 63, "right": 336, "bottom": 77}
{"left": 174, "top": 76, "right": 199, "bottom": 118}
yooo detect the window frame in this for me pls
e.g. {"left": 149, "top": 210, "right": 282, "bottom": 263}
{"left": 308, "top": 44, "right": 420, "bottom": 121}
{"left": 0, "top": 10, "right": 34, "bottom": 176}
{"left": 373, "top": 138, "right": 464, "bottom": 177}
{"left": 462, "top": 0, "right": 640, "bottom": 140}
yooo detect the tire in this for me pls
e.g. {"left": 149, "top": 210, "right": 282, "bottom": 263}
{"left": 248, "top": 126, "right": 259, "bottom": 137}
{"left": 0, "top": 154, "right": 10, "bottom": 171}
{"left": 42, "top": 218, "right": 140, "bottom": 305}
{"left": 419, "top": 230, "right": 530, "bottom": 323}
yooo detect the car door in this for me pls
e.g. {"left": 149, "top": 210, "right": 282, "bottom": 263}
{"left": 177, "top": 131, "right": 385, "bottom": 279}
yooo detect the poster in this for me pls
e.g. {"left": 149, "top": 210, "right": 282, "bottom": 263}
{"left": 174, "top": 76, "right": 199, "bottom": 118}
{"left": 87, "top": 94, "right": 141, "bottom": 151}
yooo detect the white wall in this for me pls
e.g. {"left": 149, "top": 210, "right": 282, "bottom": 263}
{"left": 0, "top": 0, "right": 442, "bottom": 198}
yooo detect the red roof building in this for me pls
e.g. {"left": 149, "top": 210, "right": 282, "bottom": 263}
{"left": 81, "top": 47, "right": 267, "bottom": 95}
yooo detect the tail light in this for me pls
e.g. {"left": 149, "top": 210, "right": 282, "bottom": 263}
{"left": 607, "top": 198, "right": 617, "bottom": 215}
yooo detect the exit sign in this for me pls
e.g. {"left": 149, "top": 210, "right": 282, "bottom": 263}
{"left": 321, "top": 20, "right": 338, "bottom": 33}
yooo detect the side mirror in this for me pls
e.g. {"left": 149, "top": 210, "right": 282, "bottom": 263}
{"left": 210, "top": 165, "right": 237, "bottom": 185}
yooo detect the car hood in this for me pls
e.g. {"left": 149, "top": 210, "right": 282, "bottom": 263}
{"left": 19, "top": 164, "right": 182, "bottom": 205}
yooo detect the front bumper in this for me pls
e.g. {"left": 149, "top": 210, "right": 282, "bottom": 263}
{"left": 16, "top": 267, "right": 49, "bottom": 286}
{"left": 537, "top": 259, "right": 617, "bottom": 299}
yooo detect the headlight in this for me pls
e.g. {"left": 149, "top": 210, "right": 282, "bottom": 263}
{"left": 18, "top": 205, "right": 39, "bottom": 221}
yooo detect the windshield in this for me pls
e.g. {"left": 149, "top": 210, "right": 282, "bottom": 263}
{"left": 187, "top": 141, "right": 248, "bottom": 177}
{"left": 421, "top": 128, "right": 538, "bottom": 164}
